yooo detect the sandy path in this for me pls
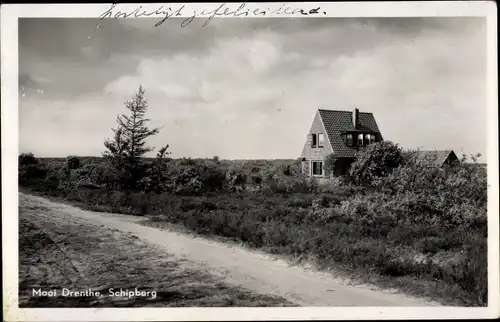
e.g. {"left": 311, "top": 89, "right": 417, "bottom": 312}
{"left": 19, "top": 192, "right": 441, "bottom": 307}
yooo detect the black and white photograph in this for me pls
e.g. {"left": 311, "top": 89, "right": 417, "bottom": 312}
{"left": 1, "top": 2, "right": 499, "bottom": 321}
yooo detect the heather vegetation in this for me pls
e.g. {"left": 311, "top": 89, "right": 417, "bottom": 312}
{"left": 18, "top": 86, "right": 488, "bottom": 306}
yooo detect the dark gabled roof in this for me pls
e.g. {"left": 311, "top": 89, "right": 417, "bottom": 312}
{"left": 412, "top": 150, "right": 458, "bottom": 166}
{"left": 318, "top": 109, "right": 381, "bottom": 158}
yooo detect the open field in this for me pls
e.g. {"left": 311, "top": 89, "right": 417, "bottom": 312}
{"left": 18, "top": 151, "right": 488, "bottom": 306}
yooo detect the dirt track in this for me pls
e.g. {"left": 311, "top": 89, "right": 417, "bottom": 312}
{"left": 19, "top": 192, "right": 441, "bottom": 307}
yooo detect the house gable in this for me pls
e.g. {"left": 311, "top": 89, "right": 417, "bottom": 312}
{"left": 300, "top": 110, "right": 334, "bottom": 160}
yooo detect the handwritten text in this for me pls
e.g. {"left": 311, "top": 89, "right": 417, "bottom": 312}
{"left": 99, "top": 3, "right": 327, "bottom": 28}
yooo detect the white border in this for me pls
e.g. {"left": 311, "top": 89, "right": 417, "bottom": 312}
{"left": 1, "top": 2, "right": 498, "bottom": 321}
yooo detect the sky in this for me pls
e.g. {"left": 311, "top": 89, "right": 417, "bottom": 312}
{"left": 19, "top": 17, "right": 487, "bottom": 160}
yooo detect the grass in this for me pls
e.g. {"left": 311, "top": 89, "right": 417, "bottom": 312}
{"left": 22, "top": 186, "right": 487, "bottom": 307}
{"left": 19, "top": 200, "right": 293, "bottom": 307}
{"left": 137, "top": 215, "right": 478, "bottom": 307}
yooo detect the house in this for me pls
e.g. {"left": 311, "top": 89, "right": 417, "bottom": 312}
{"left": 411, "top": 150, "right": 460, "bottom": 166}
{"left": 300, "top": 108, "right": 383, "bottom": 177}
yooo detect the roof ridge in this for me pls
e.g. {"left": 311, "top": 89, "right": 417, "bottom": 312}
{"left": 318, "top": 109, "right": 374, "bottom": 115}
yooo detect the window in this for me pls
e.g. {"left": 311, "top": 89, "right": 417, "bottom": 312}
{"left": 318, "top": 133, "right": 325, "bottom": 148}
{"left": 312, "top": 161, "right": 323, "bottom": 176}
{"left": 371, "top": 134, "right": 376, "bottom": 143}
{"left": 311, "top": 134, "right": 317, "bottom": 147}
{"left": 346, "top": 134, "right": 353, "bottom": 146}
{"left": 364, "top": 134, "right": 370, "bottom": 145}
{"left": 357, "top": 134, "right": 364, "bottom": 146}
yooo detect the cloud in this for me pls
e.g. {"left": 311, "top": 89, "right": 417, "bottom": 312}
{"left": 19, "top": 18, "right": 487, "bottom": 160}
{"left": 19, "top": 94, "right": 122, "bottom": 156}
{"left": 81, "top": 46, "right": 100, "bottom": 60}
{"left": 97, "top": 30, "right": 294, "bottom": 158}
{"left": 29, "top": 74, "right": 52, "bottom": 84}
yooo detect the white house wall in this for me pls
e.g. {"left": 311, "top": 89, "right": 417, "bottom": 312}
{"left": 300, "top": 111, "right": 334, "bottom": 161}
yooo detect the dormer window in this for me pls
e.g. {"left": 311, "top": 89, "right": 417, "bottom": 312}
{"left": 357, "top": 134, "right": 364, "bottom": 146}
{"left": 346, "top": 134, "right": 353, "bottom": 146}
{"left": 311, "top": 134, "right": 317, "bottom": 147}
{"left": 364, "top": 134, "right": 370, "bottom": 146}
{"left": 345, "top": 132, "right": 377, "bottom": 147}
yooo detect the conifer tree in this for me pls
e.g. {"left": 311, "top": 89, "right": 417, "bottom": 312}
{"left": 103, "top": 85, "right": 160, "bottom": 189}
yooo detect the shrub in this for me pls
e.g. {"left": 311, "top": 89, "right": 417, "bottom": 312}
{"left": 141, "top": 149, "right": 173, "bottom": 193}
{"left": 251, "top": 174, "right": 263, "bottom": 185}
{"left": 260, "top": 161, "right": 314, "bottom": 194}
{"left": 287, "top": 195, "right": 312, "bottom": 208}
{"left": 164, "top": 162, "right": 227, "bottom": 195}
{"left": 54, "top": 161, "right": 114, "bottom": 192}
{"left": 57, "top": 167, "right": 90, "bottom": 190}
{"left": 179, "top": 157, "right": 197, "bottom": 166}
{"left": 372, "top": 152, "right": 487, "bottom": 227}
{"left": 459, "top": 238, "right": 488, "bottom": 305}
{"left": 18, "top": 153, "right": 49, "bottom": 184}
{"left": 200, "top": 163, "right": 227, "bottom": 192}
{"left": 19, "top": 153, "right": 38, "bottom": 166}
{"left": 417, "top": 236, "right": 460, "bottom": 254}
{"left": 250, "top": 166, "right": 261, "bottom": 174}
{"left": 176, "top": 177, "right": 203, "bottom": 195}
{"left": 324, "top": 153, "right": 343, "bottom": 176}
{"left": 65, "top": 156, "right": 82, "bottom": 170}
{"left": 349, "top": 141, "right": 405, "bottom": 186}
{"left": 227, "top": 165, "right": 247, "bottom": 191}
{"left": 19, "top": 164, "right": 47, "bottom": 181}
{"left": 263, "top": 175, "right": 312, "bottom": 194}
{"left": 261, "top": 164, "right": 278, "bottom": 181}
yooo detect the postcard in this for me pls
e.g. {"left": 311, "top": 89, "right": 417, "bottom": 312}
{"left": 1, "top": 1, "right": 498, "bottom": 321}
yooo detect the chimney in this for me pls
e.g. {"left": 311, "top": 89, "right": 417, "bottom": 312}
{"left": 352, "top": 108, "right": 359, "bottom": 129}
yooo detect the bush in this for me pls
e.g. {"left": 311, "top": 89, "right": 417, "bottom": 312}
{"left": 264, "top": 175, "right": 312, "bottom": 194}
{"left": 18, "top": 153, "right": 48, "bottom": 184}
{"left": 324, "top": 153, "right": 342, "bottom": 175}
{"left": 175, "top": 177, "right": 203, "bottom": 195}
{"left": 19, "top": 153, "right": 38, "bottom": 166}
{"left": 200, "top": 163, "right": 227, "bottom": 192}
{"left": 19, "top": 164, "right": 47, "bottom": 181}
{"left": 372, "top": 153, "right": 487, "bottom": 227}
{"left": 65, "top": 156, "right": 82, "bottom": 170}
{"left": 260, "top": 161, "right": 314, "bottom": 194}
{"left": 54, "top": 161, "right": 114, "bottom": 193}
{"left": 227, "top": 165, "right": 247, "bottom": 191}
{"left": 349, "top": 141, "right": 405, "bottom": 186}
{"left": 287, "top": 195, "right": 312, "bottom": 208}
{"left": 251, "top": 174, "right": 263, "bottom": 185}
{"left": 161, "top": 161, "right": 228, "bottom": 195}
{"left": 459, "top": 238, "right": 488, "bottom": 305}
{"left": 179, "top": 157, "right": 197, "bottom": 166}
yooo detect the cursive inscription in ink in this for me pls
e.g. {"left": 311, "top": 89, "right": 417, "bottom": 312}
{"left": 99, "top": 3, "right": 327, "bottom": 28}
